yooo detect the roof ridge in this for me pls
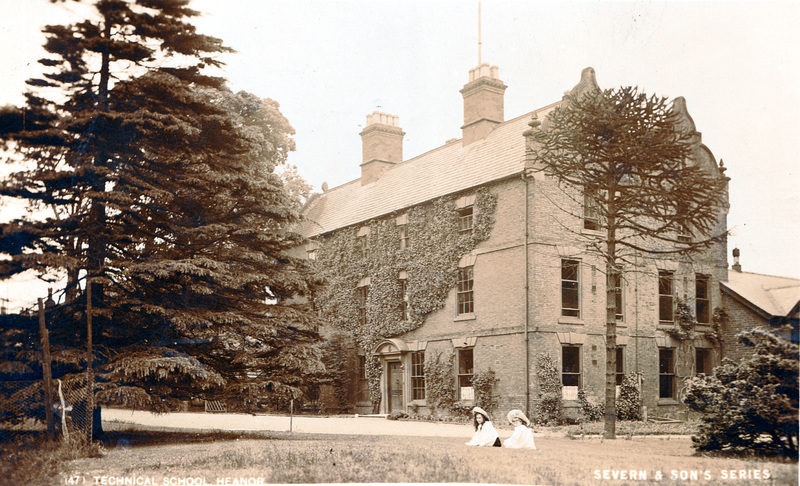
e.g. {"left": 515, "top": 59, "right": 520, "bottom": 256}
{"left": 308, "top": 109, "right": 540, "bottom": 198}
{"left": 735, "top": 270, "right": 800, "bottom": 282}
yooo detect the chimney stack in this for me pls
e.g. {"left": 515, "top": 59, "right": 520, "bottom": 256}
{"left": 732, "top": 247, "right": 742, "bottom": 272}
{"left": 460, "top": 63, "right": 507, "bottom": 145}
{"left": 359, "top": 112, "right": 404, "bottom": 185}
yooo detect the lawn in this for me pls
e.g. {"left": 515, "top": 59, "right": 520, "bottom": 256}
{"left": 31, "top": 429, "right": 795, "bottom": 486}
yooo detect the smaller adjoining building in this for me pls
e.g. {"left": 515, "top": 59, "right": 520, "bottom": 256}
{"left": 720, "top": 248, "right": 800, "bottom": 361}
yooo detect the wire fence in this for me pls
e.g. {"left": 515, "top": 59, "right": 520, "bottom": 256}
{"left": 0, "top": 375, "right": 93, "bottom": 441}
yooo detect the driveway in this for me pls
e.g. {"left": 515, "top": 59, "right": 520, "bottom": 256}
{"left": 102, "top": 408, "right": 476, "bottom": 438}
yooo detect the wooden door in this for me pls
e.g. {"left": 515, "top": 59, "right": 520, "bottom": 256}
{"left": 387, "top": 361, "right": 404, "bottom": 412}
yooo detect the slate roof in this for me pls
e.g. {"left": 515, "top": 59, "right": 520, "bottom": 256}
{"left": 722, "top": 271, "right": 800, "bottom": 318}
{"left": 299, "top": 105, "right": 558, "bottom": 238}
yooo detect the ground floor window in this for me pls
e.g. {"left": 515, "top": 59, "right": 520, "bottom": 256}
{"left": 411, "top": 351, "right": 425, "bottom": 400}
{"left": 696, "top": 348, "right": 712, "bottom": 376}
{"left": 357, "top": 355, "right": 369, "bottom": 402}
{"left": 615, "top": 347, "right": 625, "bottom": 385}
{"left": 561, "top": 345, "right": 581, "bottom": 400}
{"left": 659, "top": 348, "right": 675, "bottom": 399}
{"left": 561, "top": 346, "right": 581, "bottom": 387}
{"left": 457, "top": 348, "right": 474, "bottom": 400}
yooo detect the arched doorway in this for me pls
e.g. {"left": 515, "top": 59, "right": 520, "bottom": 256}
{"left": 373, "top": 339, "right": 408, "bottom": 414}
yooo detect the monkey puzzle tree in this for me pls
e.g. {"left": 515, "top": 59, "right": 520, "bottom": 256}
{"left": 525, "top": 68, "right": 729, "bottom": 439}
{"left": 0, "top": 0, "right": 323, "bottom": 432}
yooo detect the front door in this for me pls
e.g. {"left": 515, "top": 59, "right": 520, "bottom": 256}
{"left": 387, "top": 361, "right": 404, "bottom": 412}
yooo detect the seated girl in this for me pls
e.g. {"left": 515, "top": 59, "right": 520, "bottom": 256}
{"left": 465, "top": 406, "right": 501, "bottom": 447}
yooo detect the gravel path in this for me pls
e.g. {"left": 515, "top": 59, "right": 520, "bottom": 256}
{"left": 102, "top": 407, "right": 478, "bottom": 438}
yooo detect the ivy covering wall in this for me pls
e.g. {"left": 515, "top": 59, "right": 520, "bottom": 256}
{"left": 311, "top": 187, "right": 498, "bottom": 408}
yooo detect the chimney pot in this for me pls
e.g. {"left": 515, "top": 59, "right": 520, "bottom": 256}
{"left": 732, "top": 247, "right": 742, "bottom": 272}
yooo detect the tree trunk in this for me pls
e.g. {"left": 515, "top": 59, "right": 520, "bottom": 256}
{"left": 604, "top": 263, "right": 618, "bottom": 439}
{"left": 604, "top": 190, "right": 618, "bottom": 440}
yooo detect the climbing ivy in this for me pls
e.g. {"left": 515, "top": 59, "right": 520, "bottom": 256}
{"left": 616, "top": 373, "right": 642, "bottom": 421}
{"left": 424, "top": 352, "right": 456, "bottom": 414}
{"left": 666, "top": 299, "right": 721, "bottom": 342}
{"left": 665, "top": 299, "right": 698, "bottom": 341}
{"left": 534, "top": 353, "right": 564, "bottom": 425}
{"left": 471, "top": 368, "right": 499, "bottom": 414}
{"left": 709, "top": 307, "right": 725, "bottom": 341}
{"left": 311, "top": 187, "right": 498, "bottom": 407}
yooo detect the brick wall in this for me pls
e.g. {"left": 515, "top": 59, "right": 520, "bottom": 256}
{"left": 319, "top": 171, "right": 729, "bottom": 418}
{"left": 719, "top": 292, "right": 771, "bottom": 363}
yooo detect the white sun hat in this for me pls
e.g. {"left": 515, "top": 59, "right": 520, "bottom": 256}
{"left": 507, "top": 409, "right": 530, "bottom": 426}
{"left": 471, "top": 406, "right": 489, "bottom": 419}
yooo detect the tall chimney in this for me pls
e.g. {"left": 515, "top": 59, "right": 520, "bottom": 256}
{"left": 359, "top": 111, "right": 404, "bottom": 185}
{"left": 732, "top": 247, "right": 742, "bottom": 272}
{"left": 460, "top": 63, "right": 507, "bottom": 145}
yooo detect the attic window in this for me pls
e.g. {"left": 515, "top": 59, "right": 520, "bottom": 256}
{"left": 397, "top": 215, "right": 409, "bottom": 250}
{"left": 458, "top": 207, "right": 474, "bottom": 234}
{"left": 583, "top": 192, "right": 600, "bottom": 231}
{"left": 398, "top": 225, "right": 409, "bottom": 249}
{"left": 456, "top": 195, "right": 476, "bottom": 234}
{"left": 356, "top": 226, "right": 370, "bottom": 259}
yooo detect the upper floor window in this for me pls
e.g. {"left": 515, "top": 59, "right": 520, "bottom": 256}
{"left": 411, "top": 351, "right": 425, "bottom": 400}
{"left": 695, "top": 274, "right": 710, "bottom": 324}
{"left": 583, "top": 192, "right": 600, "bottom": 231}
{"left": 399, "top": 271, "right": 410, "bottom": 321}
{"left": 611, "top": 271, "right": 624, "bottom": 321}
{"left": 561, "top": 259, "right": 580, "bottom": 318}
{"left": 457, "top": 267, "right": 474, "bottom": 315}
{"left": 356, "top": 285, "right": 368, "bottom": 327}
{"left": 658, "top": 271, "right": 674, "bottom": 322}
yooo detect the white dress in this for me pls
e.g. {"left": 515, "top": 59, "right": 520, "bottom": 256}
{"left": 465, "top": 420, "right": 500, "bottom": 446}
{"left": 503, "top": 424, "right": 537, "bottom": 449}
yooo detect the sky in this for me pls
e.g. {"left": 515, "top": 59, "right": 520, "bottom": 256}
{"left": 1, "top": 0, "right": 799, "bottom": 311}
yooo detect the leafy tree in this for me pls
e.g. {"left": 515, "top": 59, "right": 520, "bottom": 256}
{"left": 684, "top": 329, "right": 798, "bottom": 458}
{"left": 525, "top": 69, "right": 728, "bottom": 438}
{"left": 278, "top": 164, "right": 314, "bottom": 210}
{"left": 0, "top": 0, "right": 323, "bottom": 431}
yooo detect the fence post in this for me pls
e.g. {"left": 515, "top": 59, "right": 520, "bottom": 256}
{"left": 86, "top": 278, "right": 94, "bottom": 441}
{"left": 38, "top": 298, "right": 55, "bottom": 439}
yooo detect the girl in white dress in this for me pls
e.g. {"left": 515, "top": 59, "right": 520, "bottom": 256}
{"left": 465, "top": 406, "right": 501, "bottom": 447}
{"left": 503, "top": 409, "right": 537, "bottom": 449}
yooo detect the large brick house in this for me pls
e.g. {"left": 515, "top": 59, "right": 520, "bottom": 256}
{"left": 296, "top": 63, "right": 731, "bottom": 420}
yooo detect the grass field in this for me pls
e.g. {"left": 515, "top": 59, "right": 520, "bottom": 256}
{"left": 32, "top": 429, "right": 795, "bottom": 486}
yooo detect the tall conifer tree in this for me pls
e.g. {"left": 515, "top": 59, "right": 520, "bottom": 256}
{"left": 0, "top": 0, "right": 322, "bottom": 417}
